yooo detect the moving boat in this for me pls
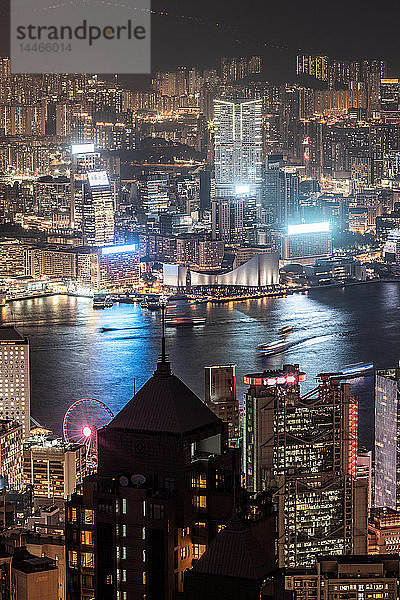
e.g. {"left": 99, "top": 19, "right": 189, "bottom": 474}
{"left": 166, "top": 293, "right": 205, "bottom": 327}
{"left": 341, "top": 362, "right": 374, "bottom": 377}
{"left": 147, "top": 296, "right": 161, "bottom": 311}
{"left": 279, "top": 325, "right": 294, "bottom": 336}
{"left": 257, "top": 339, "right": 289, "bottom": 356}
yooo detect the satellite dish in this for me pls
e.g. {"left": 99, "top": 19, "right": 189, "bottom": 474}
{"left": 131, "top": 474, "right": 146, "bottom": 487}
{"left": 119, "top": 475, "right": 129, "bottom": 487}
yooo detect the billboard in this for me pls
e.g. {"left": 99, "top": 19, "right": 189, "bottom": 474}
{"left": 88, "top": 171, "right": 109, "bottom": 187}
{"left": 101, "top": 244, "right": 138, "bottom": 256}
{"left": 288, "top": 222, "right": 330, "bottom": 235}
{"left": 235, "top": 184, "right": 250, "bottom": 195}
{"left": 71, "top": 143, "right": 95, "bottom": 155}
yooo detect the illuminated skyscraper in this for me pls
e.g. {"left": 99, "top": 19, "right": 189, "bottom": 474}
{"left": 242, "top": 366, "right": 367, "bottom": 567}
{"left": 375, "top": 368, "right": 400, "bottom": 510}
{"left": 211, "top": 197, "right": 244, "bottom": 244}
{"left": 0, "top": 327, "right": 30, "bottom": 440}
{"left": 213, "top": 99, "right": 262, "bottom": 198}
{"left": 81, "top": 172, "right": 115, "bottom": 247}
{"left": 380, "top": 79, "right": 400, "bottom": 113}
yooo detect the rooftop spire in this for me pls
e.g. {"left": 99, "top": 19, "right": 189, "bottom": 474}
{"left": 156, "top": 301, "right": 171, "bottom": 376}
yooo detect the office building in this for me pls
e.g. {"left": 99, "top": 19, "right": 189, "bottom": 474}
{"left": 375, "top": 368, "right": 400, "bottom": 510}
{"left": 264, "top": 156, "right": 300, "bottom": 224}
{"left": 139, "top": 173, "right": 170, "bottom": 219}
{"left": 81, "top": 173, "right": 115, "bottom": 247}
{"left": 0, "top": 327, "right": 30, "bottom": 440}
{"left": 205, "top": 365, "right": 238, "bottom": 446}
{"left": 357, "top": 450, "right": 372, "bottom": 508}
{"left": 65, "top": 351, "right": 241, "bottom": 600}
{"left": 242, "top": 365, "right": 367, "bottom": 567}
{"left": 23, "top": 431, "right": 86, "bottom": 502}
{"left": 383, "top": 230, "right": 400, "bottom": 265}
{"left": 213, "top": 99, "right": 262, "bottom": 198}
{"left": 0, "top": 419, "right": 23, "bottom": 491}
{"left": 211, "top": 197, "right": 244, "bottom": 244}
{"left": 369, "top": 508, "right": 400, "bottom": 554}
{"left": 281, "top": 555, "right": 400, "bottom": 600}
{"left": 99, "top": 244, "right": 140, "bottom": 287}
{"left": 279, "top": 222, "right": 333, "bottom": 265}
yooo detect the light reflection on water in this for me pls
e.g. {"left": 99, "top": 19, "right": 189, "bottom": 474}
{"left": 1, "top": 282, "right": 398, "bottom": 449}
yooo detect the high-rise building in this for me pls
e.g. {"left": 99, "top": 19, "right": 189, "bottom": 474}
{"left": 65, "top": 352, "right": 241, "bottom": 600}
{"left": 213, "top": 99, "right": 263, "bottom": 198}
{"left": 380, "top": 79, "right": 400, "bottom": 113}
{"left": 369, "top": 508, "right": 400, "bottom": 554}
{"left": 264, "top": 156, "right": 300, "bottom": 224}
{"left": 242, "top": 365, "right": 368, "bottom": 567}
{"left": 23, "top": 430, "right": 86, "bottom": 502}
{"left": 0, "top": 419, "right": 23, "bottom": 491}
{"left": 205, "top": 365, "right": 239, "bottom": 446}
{"left": 375, "top": 368, "right": 400, "bottom": 510}
{"left": 281, "top": 555, "right": 400, "bottom": 600}
{"left": 211, "top": 197, "right": 244, "bottom": 244}
{"left": 0, "top": 327, "right": 30, "bottom": 440}
{"left": 81, "top": 173, "right": 115, "bottom": 247}
{"left": 296, "top": 55, "right": 329, "bottom": 81}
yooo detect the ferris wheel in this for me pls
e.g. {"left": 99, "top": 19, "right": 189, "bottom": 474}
{"left": 63, "top": 398, "right": 114, "bottom": 460}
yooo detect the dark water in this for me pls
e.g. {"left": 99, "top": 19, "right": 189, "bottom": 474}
{"left": 1, "top": 282, "right": 399, "bottom": 449}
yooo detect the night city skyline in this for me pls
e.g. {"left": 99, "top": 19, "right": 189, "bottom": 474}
{"left": 2, "top": 0, "right": 400, "bottom": 598}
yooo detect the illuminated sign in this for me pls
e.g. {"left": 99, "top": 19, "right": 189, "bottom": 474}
{"left": 235, "top": 184, "right": 250, "bottom": 195}
{"left": 287, "top": 222, "right": 330, "bottom": 235}
{"left": 88, "top": 171, "right": 109, "bottom": 187}
{"left": 243, "top": 373, "right": 306, "bottom": 386}
{"left": 71, "top": 143, "right": 95, "bottom": 155}
{"left": 101, "top": 244, "right": 138, "bottom": 256}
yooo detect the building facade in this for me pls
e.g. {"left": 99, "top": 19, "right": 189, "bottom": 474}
{"left": 0, "top": 327, "right": 30, "bottom": 440}
{"left": 242, "top": 366, "right": 368, "bottom": 567}
{"left": 375, "top": 368, "right": 400, "bottom": 510}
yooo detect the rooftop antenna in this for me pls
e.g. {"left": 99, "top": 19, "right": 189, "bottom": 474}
{"left": 161, "top": 301, "right": 166, "bottom": 363}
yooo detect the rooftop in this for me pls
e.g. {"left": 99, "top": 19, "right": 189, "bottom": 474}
{"left": 0, "top": 326, "right": 27, "bottom": 343}
{"left": 103, "top": 358, "right": 221, "bottom": 435}
{"left": 192, "top": 522, "right": 271, "bottom": 580}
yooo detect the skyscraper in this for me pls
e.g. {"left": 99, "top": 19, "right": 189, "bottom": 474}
{"left": 242, "top": 365, "right": 367, "bottom": 567}
{"left": 213, "top": 99, "right": 262, "bottom": 198}
{"left": 375, "top": 368, "right": 400, "bottom": 510}
{"left": 66, "top": 352, "right": 241, "bottom": 600}
{"left": 0, "top": 327, "right": 30, "bottom": 440}
{"left": 211, "top": 197, "right": 244, "bottom": 244}
{"left": 81, "top": 172, "right": 115, "bottom": 247}
{"left": 264, "top": 155, "right": 300, "bottom": 224}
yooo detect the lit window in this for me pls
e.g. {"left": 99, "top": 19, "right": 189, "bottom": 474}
{"left": 81, "top": 530, "right": 94, "bottom": 546}
{"left": 83, "top": 509, "right": 94, "bottom": 524}
{"left": 81, "top": 552, "right": 94, "bottom": 568}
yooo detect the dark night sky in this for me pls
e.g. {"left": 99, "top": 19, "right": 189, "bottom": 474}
{"left": 1, "top": 0, "right": 400, "bottom": 79}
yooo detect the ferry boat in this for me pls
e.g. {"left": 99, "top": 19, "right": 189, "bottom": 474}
{"left": 147, "top": 296, "right": 161, "bottom": 311}
{"left": 279, "top": 325, "right": 294, "bottom": 336}
{"left": 93, "top": 294, "right": 106, "bottom": 310}
{"left": 257, "top": 339, "right": 289, "bottom": 356}
{"left": 341, "top": 362, "right": 374, "bottom": 377}
{"left": 165, "top": 294, "right": 205, "bottom": 327}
